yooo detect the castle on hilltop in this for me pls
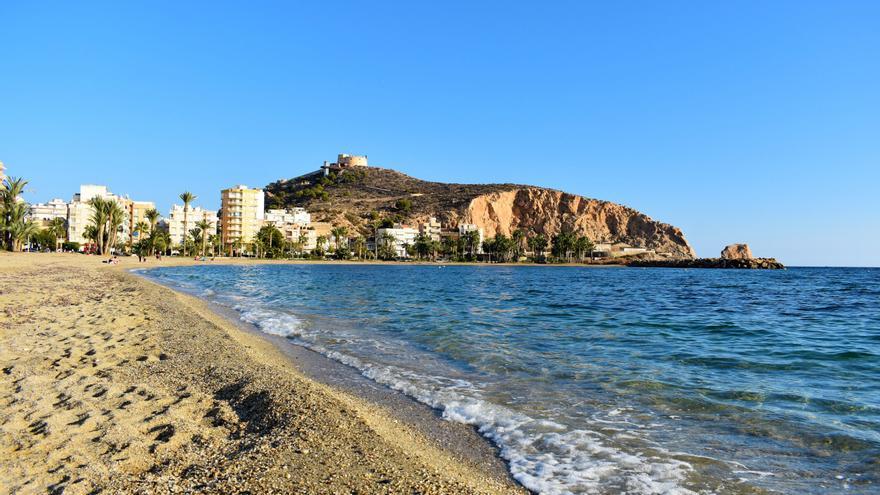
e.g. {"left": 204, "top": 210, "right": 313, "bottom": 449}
{"left": 321, "top": 153, "right": 368, "bottom": 176}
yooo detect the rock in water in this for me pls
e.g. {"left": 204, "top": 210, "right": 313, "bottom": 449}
{"left": 721, "top": 244, "right": 753, "bottom": 260}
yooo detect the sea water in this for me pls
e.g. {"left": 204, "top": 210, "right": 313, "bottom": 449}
{"left": 142, "top": 264, "right": 879, "bottom": 494}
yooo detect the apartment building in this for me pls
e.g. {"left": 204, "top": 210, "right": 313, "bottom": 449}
{"left": 126, "top": 200, "right": 156, "bottom": 246}
{"left": 458, "top": 223, "right": 485, "bottom": 254}
{"left": 419, "top": 217, "right": 442, "bottom": 242}
{"left": 264, "top": 207, "right": 310, "bottom": 227}
{"left": 67, "top": 185, "right": 117, "bottom": 245}
{"left": 220, "top": 185, "right": 264, "bottom": 254}
{"left": 168, "top": 204, "right": 219, "bottom": 245}
{"left": 376, "top": 225, "right": 419, "bottom": 258}
{"left": 28, "top": 198, "right": 69, "bottom": 228}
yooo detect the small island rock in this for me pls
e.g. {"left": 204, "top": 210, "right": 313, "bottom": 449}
{"left": 721, "top": 244, "right": 753, "bottom": 260}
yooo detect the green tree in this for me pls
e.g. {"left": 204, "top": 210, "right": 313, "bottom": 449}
{"left": 528, "top": 234, "right": 548, "bottom": 260}
{"left": 414, "top": 233, "right": 431, "bottom": 260}
{"left": 551, "top": 231, "right": 576, "bottom": 262}
{"left": 352, "top": 236, "right": 367, "bottom": 259}
{"left": 87, "top": 197, "right": 109, "bottom": 254}
{"left": 144, "top": 208, "right": 161, "bottom": 255}
{"left": 512, "top": 229, "right": 526, "bottom": 261}
{"left": 394, "top": 198, "right": 412, "bottom": 213}
{"left": 315, "top": 235, "right": 328, "bottom": 257}
{"left": 257, "top": 224, "right": 284, "bottom": 257}
{"left": 48, "top": 217, "right": 67, "bottom": 251}
{"left": 574, "top": 236, "right": 594, "bottom": 262}
{"left": 462, "top": 230, "right": 480, "bottom": 260}
{"left": 331, "top": 226, "right": 349, "bottom": 254}
{"left": 195, "top": 219, "right": 213, "bottom": 256}
{"left": 179, "top": 191, "right": 197, "bottom": 256}
{"left": 1, "top": 176, "right": 30, "bottom": 251}
{"left": 378, "top": 232, "right": 396, "bottom": 260}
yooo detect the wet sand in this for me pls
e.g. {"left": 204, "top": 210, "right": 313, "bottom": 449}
{"left": 0, "top": 252, "right": 525, "bottom": 494}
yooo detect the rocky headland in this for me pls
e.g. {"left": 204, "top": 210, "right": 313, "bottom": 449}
{"left": 265, "top": 167, "right": 696, "bottom": 259}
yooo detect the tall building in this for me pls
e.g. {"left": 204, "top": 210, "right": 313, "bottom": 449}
{"left": 0, "top": 161, "right": 5, "bottom": 183}
{"left": 168, "top": 204, "right": 219, "bottom": 245}
{"left": 67, "top": 185, "right": 118, "bottom": 245}
{"left": 220, "top": 185, "right": 264, "bottom": 254}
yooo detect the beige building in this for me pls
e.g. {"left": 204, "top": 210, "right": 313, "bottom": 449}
{"left": 125, "top": 200, "right": 156, "bottom": 246}
{"left": 168, "top": 204, "right": 218, "bottom": 246}
{"left": 220, "top": 185, "right": 264, "bottom": 254}
{"left": 419, "top": 217, "right": 442, "bottom": 242}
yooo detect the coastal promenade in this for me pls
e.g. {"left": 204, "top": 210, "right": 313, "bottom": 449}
{"left": 0, "top": 253, "right": 523, "bottom": 494}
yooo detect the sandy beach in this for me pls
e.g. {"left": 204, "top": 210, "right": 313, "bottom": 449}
{"left": 0, "top": 252, "right": 524, "bottom": 494}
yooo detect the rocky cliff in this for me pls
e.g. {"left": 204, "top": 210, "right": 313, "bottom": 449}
{"left": 265, "top": 167, "right": 696, "bottom": 259}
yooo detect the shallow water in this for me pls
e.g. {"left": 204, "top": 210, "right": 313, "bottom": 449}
{"left": 142, "top": 264, "right": 880, "bottom": 494}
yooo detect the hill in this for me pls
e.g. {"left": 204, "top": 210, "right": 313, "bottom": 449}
{"left": 264, "top": 167, "right": 696, "bottom": 259}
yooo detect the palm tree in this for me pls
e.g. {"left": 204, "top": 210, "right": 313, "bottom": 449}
{"left": 353, "top": 236, "right": 367, "bottom": 259}
{"left": 512, "top": 229, "right": 526, "bottom": 261}
{"left": 315, "top": 235, "right": 328, "bottom": 257}
{"left": 529, "top": 234, "right": 548, "bottom": 260}
{"left": 195, "top": 219, "right": 212, "bottom": 256}
{"left": 208, "top": 234, "right": 220, "bottom": 256}
{"left": 8, "top": 217, "right": 39, "bottom": 252}
{"left": 379, "top": 232, "right": 396, "bottom": 260}
{"left": 188, "top": 227, "right": 202, "bottom": 256}
{"left": 462, "top": 230, "right": 480, "bottom": 259}
{"left": 105, "top": 200, "right": 125, "bottom": 254}
{"left": 330, "top": 226, "right": 348, "bottom": 253}
{"left": 1, "top": 176, "right": 29, "bottom": 251}
{"left": 47, "top": 217, "right": 67, "bottom": 251}
{"left": 179, "top": 191, "right": 197, "bottom": 256}
{"left": 298, "top": 232, "right": 309, "bottom": 257}
{"left": 252, "top": 239, "right": 265, "bottom": 258}
{"left": 133, "top": 220, "right": 150, "bottom": 255}
{"left": 152, "top": 231, "right": 167, "bottom": 256}
{"left": 87, "top": 197, "right": 109, "bottom": 254}
{"left": 144, "top": 208, "right": 160, "bottom": 255}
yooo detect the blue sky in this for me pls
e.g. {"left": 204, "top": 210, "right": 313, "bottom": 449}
{"left": 2, "top": 1, "right": 878, "bottom": 266}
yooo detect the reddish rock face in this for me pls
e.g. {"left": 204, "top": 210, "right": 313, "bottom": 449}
{"left": 458, "top": 188, "right": 697, "bottom": 259}
{"left": 721, "top": 244, "right": 754, "bottom": 260}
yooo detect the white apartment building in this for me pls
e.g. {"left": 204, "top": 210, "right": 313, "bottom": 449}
{"left": 67, "top": 185, "right": 119, "bottom": 245}
{"left": 264, "top": 207, "right": 310, "bottom": 227}
{"left": 376, "top": 225, "right": 419, "bottom": 258}
{"left": 458, "top": 223, "right": 485, "bottom": 254}
{"left": 67, "top": 185, "right": 153, "bottom": 248}
{"left": 168, "top": 204, "right": 219, "bottom": 245}
{"left": 28, "top": 198, "right": 69, "bottom": 225}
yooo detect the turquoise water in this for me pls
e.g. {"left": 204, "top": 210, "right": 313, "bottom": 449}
{"left": 142, "top": 265, "right": 880, "bottom": 494}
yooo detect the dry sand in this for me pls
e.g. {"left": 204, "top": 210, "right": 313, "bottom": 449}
{"left": 0, "top": 252, "right": 525, "bottom": 494}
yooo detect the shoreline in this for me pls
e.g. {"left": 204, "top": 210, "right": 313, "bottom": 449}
{"left": 134, "top": 268, "right": 519, "bottom": 485}
{"left": 0, "top": 252, "right": 525, "bottom": 493}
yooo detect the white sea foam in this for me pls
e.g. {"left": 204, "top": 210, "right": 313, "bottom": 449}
{"left": 236, "top": 301, "right": 698, "bottom": 495}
